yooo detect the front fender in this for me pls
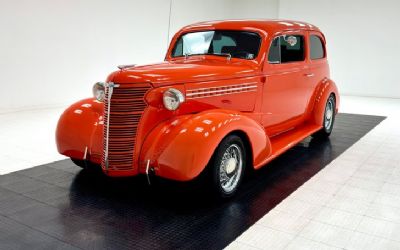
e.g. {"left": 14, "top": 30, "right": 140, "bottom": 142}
{"left": 139, "top": 109, "right": 271, "bottom": 181}
{"left": 55, "top": 98, "right": 103, "bottom": 163}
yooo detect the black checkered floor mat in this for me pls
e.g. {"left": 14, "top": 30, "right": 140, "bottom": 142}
{"left": 0, "top": 113, "right": 385, "bottom": 250}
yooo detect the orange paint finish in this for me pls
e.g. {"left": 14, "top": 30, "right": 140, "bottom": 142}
{"left": 56, "top": 98, "right": 104, "bottom": 163}
{"left": 56, "top": 19, "right": 339, "bottom": 181}
{"left": 310, "top": 78, "right": 340, "bottom": 125}
{"left": 139, "top": 110, "right": 271, "bottom": 181}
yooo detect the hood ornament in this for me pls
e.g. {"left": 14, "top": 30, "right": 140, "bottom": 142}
{"left": 117, "top": 64, "right": 136, "bottom": 70}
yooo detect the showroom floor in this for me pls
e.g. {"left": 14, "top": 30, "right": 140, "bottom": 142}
{"left": 1, "top": 95, "right": 400, "bottom": 249}
{"left": 0, "top": 107, "right": 66, "bottom": 175}
{"left": 228, "top": 96, "right": 400, "bottom": 250}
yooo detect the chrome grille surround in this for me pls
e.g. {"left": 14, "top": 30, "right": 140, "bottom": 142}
{"left": 102, "top": 82, "right": 151, "bottom": 171}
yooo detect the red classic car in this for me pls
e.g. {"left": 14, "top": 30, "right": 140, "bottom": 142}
{"left": 56, "top": 19, "right": 339, "bottom": 198}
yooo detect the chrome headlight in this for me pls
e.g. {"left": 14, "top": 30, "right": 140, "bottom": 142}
{"left": 163, "top": 88, "right": 185, "bottom": 111}
{"left": 93, "top": 82, "right": 105, "bottom": 102}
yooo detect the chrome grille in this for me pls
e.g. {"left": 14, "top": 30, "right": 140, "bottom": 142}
{"left": 102, "top": 83, "right": 151, "bottom": 171}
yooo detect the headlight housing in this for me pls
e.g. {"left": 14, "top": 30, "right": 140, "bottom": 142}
{"left": 93, "top": 82, "right": 105, "bottom": 102}
{"left": 163, "top": 88, "right": 185, "bottom": 111}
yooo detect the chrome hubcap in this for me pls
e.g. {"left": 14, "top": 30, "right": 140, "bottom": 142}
{"left": 325, "top": 99, "right": 334, "bottom": 129}
{"left": 219, "top": 144, "right": 243, "bottom": 193}
{"left": 225, "top": 158, "right": 237, "bottom": 174}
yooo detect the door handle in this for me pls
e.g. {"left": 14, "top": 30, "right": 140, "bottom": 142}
{"left": 304, "top": 73, "right": 314, "bottom": 77}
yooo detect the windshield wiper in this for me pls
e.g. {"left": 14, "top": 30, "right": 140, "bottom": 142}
{"left": 184, "top": 52, "right": 232, "bottom": 60}
{"left": 204, "top": 52, "right": 232, "bottom": 60}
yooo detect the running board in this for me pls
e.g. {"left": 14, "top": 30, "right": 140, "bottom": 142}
{"left": 255, "top": 123, "right": 322, "bottom": 169}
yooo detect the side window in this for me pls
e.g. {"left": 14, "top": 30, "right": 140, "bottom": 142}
{"left": 310, "top": 35, "right": 325, "bottom": 60}
{"left": 268, "top": 37, "right": 280, "bottom": 63}
{"left": 268, "top": 35, "right": 305, "bottom": 64}
{"left": 173, "top": 39, "right": 183, "bottom": 57}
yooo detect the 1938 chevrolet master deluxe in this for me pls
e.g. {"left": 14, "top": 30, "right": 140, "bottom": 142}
{"left": 56, "top": 20, "right": 339, "bottom": 198}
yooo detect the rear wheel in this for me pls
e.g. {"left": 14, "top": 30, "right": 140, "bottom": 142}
{"left": 208, "top": 135, "right": 246, "bottom": 198}
{"left": 313, "top": 94, "right": 336, "bottom": 138}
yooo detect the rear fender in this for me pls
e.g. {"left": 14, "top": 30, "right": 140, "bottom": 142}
{"left": 139, "top": 109, "right": 271, "bottom": 181}
{"left": 307, "top": 78, "right": 340, "bottom": 125}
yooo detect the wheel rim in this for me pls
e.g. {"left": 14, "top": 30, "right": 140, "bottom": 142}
{"left": 324, "top": 98, "right": 334, "bottom": 129}
{"left": 219, "top": 144, "right": 243, "bottom": 193}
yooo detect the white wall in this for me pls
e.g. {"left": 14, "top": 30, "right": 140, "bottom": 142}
{"left": 4, "top": 0, "right": 361, "bottom": 112}
{"left": 279, "top": 0, "right": 400, "bottom": 98}
{"left": 169, "top": 0, "right": 279, "bottom": 38}
{"left": 229, "top": 0, "right": 279, "bottom": 19}
{"left": 0, "top": 0, "right": 171, "bottom": 111}
{"left": 1, "top": 0, "right": 263, "bottom": 112}
{"left": 0, "top": 0, "right": 280, "bottom": 112}
{"left": 169, "top": 0, "right": 279, "bottom": 43}
{"left": 169, "top": 0, "right": 231, "bottom": 42}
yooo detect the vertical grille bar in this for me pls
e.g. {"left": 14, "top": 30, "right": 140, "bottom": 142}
{"left": 104, "top": 82, "right": 119, "bottom": 170}
{"left": 102, "top": 83, "right": 151, "bottom": 171}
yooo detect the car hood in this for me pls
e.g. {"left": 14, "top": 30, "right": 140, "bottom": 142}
{"left": 108, "top": 58, "right": 260, "bottom": 87}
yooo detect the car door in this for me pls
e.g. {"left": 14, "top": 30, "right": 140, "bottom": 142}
{"left": 261, "top": 31, "right": 310, "bottom": 136}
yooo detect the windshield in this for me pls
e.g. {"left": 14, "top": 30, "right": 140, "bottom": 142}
{"left": 172, "top": 30, "right": 261, "bottom": 60}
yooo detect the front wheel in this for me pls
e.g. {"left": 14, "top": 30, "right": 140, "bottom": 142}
{"left": 208, "top": 135, "right": 246, "bottom": 198}
{"left": 313, "top": 94, "right": 336, "bottom": 138}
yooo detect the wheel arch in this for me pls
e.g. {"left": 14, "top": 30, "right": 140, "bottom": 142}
{"left": 139, "top": 109, "right": 271, "bottom": 181}
{"left": 227, "top": 130, "right": 254, "bottom": 173}
{"left": 307, "top": 78, "right": 340, "bottom": 126}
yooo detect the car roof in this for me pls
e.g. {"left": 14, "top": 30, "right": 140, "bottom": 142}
{"left": 181, "top": 19, "right": 321, "bottom": 34}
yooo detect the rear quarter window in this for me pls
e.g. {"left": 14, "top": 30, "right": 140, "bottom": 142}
{"left": 310, "top": 35, "right": 325, "bottom": 60}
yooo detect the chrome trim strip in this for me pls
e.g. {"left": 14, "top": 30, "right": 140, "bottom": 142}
{"left": 187, "top": 82, "right": 258, "bottom": 92}
{"left": 186, "top": 85, "right": 257, "bottom": 97}
{"left": 117, "top": 64, "right": 136, "bottom": 69}
{"left": 186, "top": 83, "right": 258, "bottom": 99}
{"left": 145, "top": 159, "right": 151, "bottom": 185}
{"left": 188, "top": 89, "right": 258, "bottom": 99}
{"left": 83, "top": 146, "right": 88, "bottom": 160}
{"left": 104, "top": 82, "right": 119, "bottom": 170}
